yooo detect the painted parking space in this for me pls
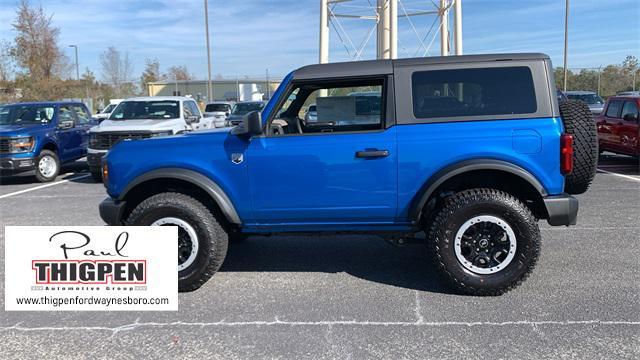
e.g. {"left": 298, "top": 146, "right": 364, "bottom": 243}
{"left": 0, "top": 154, "right": 638, "bottom": 358}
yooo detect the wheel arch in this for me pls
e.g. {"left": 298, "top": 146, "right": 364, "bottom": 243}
{"left": 40, "top": 141, "right": 58, "bottom": 153}
{"left": 119, "top": 168, "right": 241, "bottom": 225}
{"left": 410, "top": 159, "right": 549, "bottom": 223}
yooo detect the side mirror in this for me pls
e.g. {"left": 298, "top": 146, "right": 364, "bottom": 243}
{"left": 231, "top": 111, "right": 263, "bottom": 136}
{"left": 58, "top": 119, "right": 75, "bottom": 130}
{"left": 186, "top": 115, "right": 200, "bottom": 124}
{"left": 623, "top": 113, "right": 638, "bottom": 122}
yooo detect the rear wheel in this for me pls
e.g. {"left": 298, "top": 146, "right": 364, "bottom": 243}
{"left": 35, "top": 150, "right": 60, "bottom": 182}
{"left": 560, "top": 99, "right": 598, "bottom": 194}
{"left": 126, "top": 192, "right": 228, "bottom": 292}
{"left": 427, "top": 188, "right": 541, "bottom": 296}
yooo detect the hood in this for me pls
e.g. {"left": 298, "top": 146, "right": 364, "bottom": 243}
{"left": 185, "top": 127, "right": 231, "bottom": 135}
{"left": 0, "top": 123, "right": 51, "bottom": 137}
{"left": 92, "top": 118, "right": 184, "bottom": 132}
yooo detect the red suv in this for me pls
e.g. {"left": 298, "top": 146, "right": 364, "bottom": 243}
{"left": 596, "top": 95, "right": 639, "bottom": 157}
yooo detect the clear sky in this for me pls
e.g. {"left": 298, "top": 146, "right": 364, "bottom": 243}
{"left": 0, "top": 0, "right": 638, "bottom": 80}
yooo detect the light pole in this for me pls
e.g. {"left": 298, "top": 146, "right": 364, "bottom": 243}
{"left": 597, "top": 66, "right": 602, "bottom": 95}
{"left": 69, "top": 45, "right": 79, "bottom": 80}
{"left": 266, "top": 68, "right": 270, "bottom": 99}
{"left": 563, "top": 0, "right": 569, "bottom": 92}
{"left": 204, "top": 0, "right": 213, "bottom": 101}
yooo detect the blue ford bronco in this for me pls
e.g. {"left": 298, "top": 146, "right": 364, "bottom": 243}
{"left": 99, "top": 53, "right": 598, "bottom": 295}
{"left": 0, "top": 102, "right": 96, "bottom": 182}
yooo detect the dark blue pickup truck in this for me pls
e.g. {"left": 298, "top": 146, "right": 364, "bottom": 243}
{"left": 99, "top": 54, "right": 598, "bottom": 295}
{"left": 0, "top": 102, "right": 96, "bottom": 182}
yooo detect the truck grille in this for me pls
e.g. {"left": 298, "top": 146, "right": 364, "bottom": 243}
{"left": 91, "top": 132, "right": 153, "bottom": 150}
{"left": 0, "top": 139, "right": 9, "bottom": 153}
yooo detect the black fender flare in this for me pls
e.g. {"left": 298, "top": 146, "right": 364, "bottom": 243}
{"left": 409, "top": 159, "right": 548, "bottom": 222}
{"left": 119, "top": 168, "right": 241, "bottom": 224}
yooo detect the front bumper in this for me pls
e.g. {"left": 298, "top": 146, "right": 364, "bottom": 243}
{"left": 543, "top": 194, "right": 578, "bottom": 226}
{"left": 0, "top": 156, "right": 36, "bottom": 174}
{"left": 99, "top": 197, "right": 127, "bottom": 225}
{"left": 87, "top": 150, "right": 107, "bottom": 169}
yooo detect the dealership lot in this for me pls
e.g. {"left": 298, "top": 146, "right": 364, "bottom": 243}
{"left": 0, "top": 155, "right": 638, "bottom": 359}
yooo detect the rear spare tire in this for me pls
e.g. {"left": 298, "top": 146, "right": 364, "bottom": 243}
{"left": 559, "top": 99, "right": 597, "bottom": 194}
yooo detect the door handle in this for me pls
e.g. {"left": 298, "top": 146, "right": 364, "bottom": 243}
{"left": 355, "top": 149, "right": 389, "bottom": 158}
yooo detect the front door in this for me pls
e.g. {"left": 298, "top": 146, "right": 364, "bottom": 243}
{"left": 55, "top": 105, "right": 82, "bottom": 161}
{"left": 246, "top": 78, "right": 398, "bottom": 225}
{"left": 70, "top": 104, "right": 96, "bottom": 157}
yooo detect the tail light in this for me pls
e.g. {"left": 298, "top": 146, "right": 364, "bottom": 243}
{"left": 560, "top": 134, "right": 574, "bottom": 174}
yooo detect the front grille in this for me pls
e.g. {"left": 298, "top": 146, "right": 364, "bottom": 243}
{"left": 0, "top": 139, "right": 9, "bottom": 153}
{"left": 92, "top": 132, "right": 153, "bottom": 150}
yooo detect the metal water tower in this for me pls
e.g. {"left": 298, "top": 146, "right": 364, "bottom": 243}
{"left": 319, "top": 0, "right": 463, "bottom": 63}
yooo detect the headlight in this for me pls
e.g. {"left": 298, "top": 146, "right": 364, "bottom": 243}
{"left": 150, "top": 131, "right": 172, "bottom": 138}
{"left": 8, "top": 136, "right": 34, "bottom": 153}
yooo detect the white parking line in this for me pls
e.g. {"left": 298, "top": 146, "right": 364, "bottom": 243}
{"left": 1, "top": 319, "right": 638, "bottom": 335}
{"left": 597, "top": 168, "right": 640, "bottom": 183}
{"left": 0, "top": 173, "right": 91, "bottom": 199}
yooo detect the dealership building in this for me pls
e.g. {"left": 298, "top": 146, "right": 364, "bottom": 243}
{"left": 146, "top": 78, "right": 282, "bottom": 102}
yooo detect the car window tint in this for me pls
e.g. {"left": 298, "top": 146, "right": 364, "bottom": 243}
{"left": 621, "top": 101, "right": 639, "bottom": 122}
{"left": 605, "top": 100, "right": 623, "bottom": 118}
{"left": 270, "top": 79, "right": 384, "bottom": 135}
{"left": 412, "top": 66, "right": 537, "bottom": 119}
{"left": 58, "top": 106, "right": 75, "bottom": 123}
{"left": 71, "top": 105, "right": 90, "bottom": 124}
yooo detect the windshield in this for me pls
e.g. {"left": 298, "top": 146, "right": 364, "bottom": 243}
{"left": 110, "top": 101, "right": 180, "bottom": 120}
{"left": 232, "top": 102, "right": 264, "bottom": 115}
{"left": 205, "top": 104, "right": 230, "bottom": 112}
{"left": 102, "top": 104, "right": 117, "bottom": 113}
{"left": 567, "top": 94, "right": 604, "bottom": 105}
{"left": 0, "top": 104, "right": 55, "bottom": 125}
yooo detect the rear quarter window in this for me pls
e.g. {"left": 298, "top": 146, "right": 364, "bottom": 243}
{"left": 411, "top": 67, "right": 537, "bottom": 119}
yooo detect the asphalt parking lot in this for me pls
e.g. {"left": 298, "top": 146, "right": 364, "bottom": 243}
{"left": 0, "top": 154, "right": 638, "bottom": 359}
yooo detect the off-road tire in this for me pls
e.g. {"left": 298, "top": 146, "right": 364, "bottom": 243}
{"left": 89, "top": 167, "right": 102, "bottom": 182}
{"left": 35, "top": 150, "right": 60, "bottom": 182}
{"left": 426, "top": 188, "right": 541, "bottom": 296}
{"left": 126, "top": 192, "right": 228, "bottom": 292}
{"left": 559, "top": 99, "right": 598, "bottom": 194}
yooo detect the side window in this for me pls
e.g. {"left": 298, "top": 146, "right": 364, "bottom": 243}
{"left": 605, "top": 101, "right": 623, "bottom": 118}
{"left": 183, "top": 101, "right": 200, "bottom": 118}
{"left": 188, "top": 101, "right": 201, "bottom": 116}
{"left": 411, "top": 66, "right": 537, "bottom": 119}
{"left": 71, "top": 105, "right": 90, "bottom": 124}
{"left": 58, "top": 105, "right": 76, "bottom": 124}
{"left": 270, "top": 79, "right": 384, "bottom": 136}
{"left": 621, "top": 101, "right": 639, "bottom": 122}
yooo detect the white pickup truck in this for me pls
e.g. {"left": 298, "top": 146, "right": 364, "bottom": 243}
{"left": 94, "top": 99, "right": 123, "bottom": 121}
{"left": 87, "top": 96, "right": 212, "bottom": 181}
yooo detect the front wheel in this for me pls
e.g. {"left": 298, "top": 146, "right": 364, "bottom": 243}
{"left": 35, "top": 150, "right": 60, "bottom": 182}
{"left": 427, "top": 188, "right": 541, "bottom": 296}
{"left": 125, "top": 192, "right": 229, "bottom": 292}
{"left": 89, "top": 167, "right": 102, "bottom": 182}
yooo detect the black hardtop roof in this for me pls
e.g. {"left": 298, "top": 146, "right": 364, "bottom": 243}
{"left": 293, "top": 53, "right": 550, "bottom": 80}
